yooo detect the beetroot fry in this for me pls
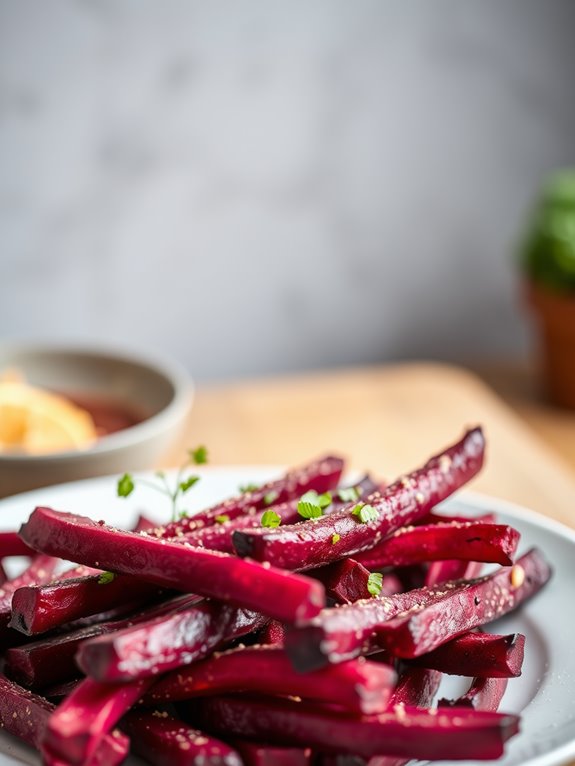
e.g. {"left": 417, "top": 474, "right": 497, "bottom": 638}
{"left": 9, "top": 513, "right": 161, "bottom": 636}
{"left": 285, "top": 583, "right": 459, "bottom": 670}
{"left": 408, "top": 631, "right": 525, "bottom": 677}
{"left": 0, "top": 554, "right": 62, "bottom": 633}
{"left": 122, "top": 710, "right": 242, "bottom": 766}
{"left": 0, "top": 675, "right": 129, "bottom": 766}
{"left": 178, "top": 499, "right": 303, "bottom": 553}
{"left": 312, "top": 559, "right": 373, "bottom": 604}
{"left": 0, "top": 531, "right": 35, "bottom": 557}
{"left": 439, "top": 676, "right": 509, "bottom": 712}
{"left": 360, "top": 668, "right": 443, "bottom": 766}
{"left": 232, "top": 428, "right": 485, "bottom": 570}
{"left": 425, "top": 558, "right": 485, "bottom": 587}
{"left": 145, "top": 644, "right": 396, "bottom": 714}
{"left": 43, "top": 676, "right": 150, "bottom": 766}
{"left": 354, "top": 521, "right": 519, "bottom": 569}
{"left": 20, "top": 506, "right": 326, "bottom": 624}
{"left": 179, "top": 476, "right": 378, "bottom": 554}
{"left": 286, "top": 550, "right": 548, "bottom": 670}
{"left": 5, "top": 594, "right": 202, "bottom": 688}
{"left": 77, "top": 599, "right": 236, "bottom": 683}
{"left": 159, "top": 454, "right": 344, "bottom": 535}
{"left": 234, "top": 741, "right": 312, "bottom": 766}
{"left": 390, "top": 666, "right": 442, "bottom": 707}
{"left": 376, "top": 548, "right": 550, "bottom": 657}
{"left": 189, "top": 694, "right": 519, "bottom": 760}
{"left": 260, "top": 620, "right": 285, "bottom": 646}
{"left": 10, "top": 572, "right": 168, "bottom": 636}
{"left": 424, "top": 515, "right": 495, "bottom": 586}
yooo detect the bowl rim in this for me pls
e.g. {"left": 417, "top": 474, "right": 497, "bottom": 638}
{"left": 0, "top": 342, "right": 193, "bottom": 463}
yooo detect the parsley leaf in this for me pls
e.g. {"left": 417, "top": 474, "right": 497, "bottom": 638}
{"left": 300, "top": 490, "right": 331, "bottom": 509}
{"left": 264, "top": 490, "right": 279, "bottom": 506}
{"left": 331, "top": 533, "right": 341, "bottom": 544}
{"left": 179, "top": 475, "right": 200, "bottom": 493}
{"left": 337, "top": 486, "right": 360, "bottom": 503}
{"left": 297, "top": 490, "right": 331, "bottom": 520}
{"left": 116, "top": 446, "right": 206, "bottom": 523}
{"left": 261, "top": 510, "right": 282, "bottom": 528}
{"left": 215, "top": 514, "right": 230, "bottom": 524}
{"left": 98, "top": 571, "right": 116, "bottom": 585}
{"left": 117, "top": 473, "right": 135, "bottom": 498}
{"left": 367, "top": 572, "right": 383, "bottom": 597}
{"left": 239, "top": 483, "right": 260, "bottom": 493}
{"left": 351, "top": 503, "right": 379, "bottom": 524}
{"left": 297, "top": 501, "right": 323, "bottom": 519}
{"left": 189, "top": 445, "right": 208, "bottom": 465}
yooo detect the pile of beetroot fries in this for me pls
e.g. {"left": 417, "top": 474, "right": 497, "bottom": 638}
{"left": 0, "top": 428, "right": 552, "bottom": 766}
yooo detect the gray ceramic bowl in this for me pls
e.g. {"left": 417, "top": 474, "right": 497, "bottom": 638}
{"left": 0, "top": 344, "right": 193, "bottom": 497}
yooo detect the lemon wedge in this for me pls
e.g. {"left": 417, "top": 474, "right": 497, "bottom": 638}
{"left": 0, "top": 380, "right": 97, "bottom": 455}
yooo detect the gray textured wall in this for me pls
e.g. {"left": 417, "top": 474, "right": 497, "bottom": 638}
{"left": 1, "top": 1, "right": 574, "bottom": 380}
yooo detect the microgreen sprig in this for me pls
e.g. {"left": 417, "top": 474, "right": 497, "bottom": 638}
{"left": 337, "top": 486, "right": 360, "bottom": 503}
{"left": 263, "top": 490, "right": 280, "bottom": 507}
{"left": 351, "top": 503, "right": 379, "bottom": 524}
{"left": 261, "top": 510, "right": 282, "bottom": 528}
{"left": 367, "top": 572, "right": 383, "bottom": 597}
{"left": 117, "top": 445, "right": 209, "bottom": 522}
{"left": 297, "top": 490, "right": 332, "bottom": 520}
{"left": 97, "top": 571, "right": 116, "bottom": 585}
{"left": 239, "top": 483, "right": 260, "bottom": 494}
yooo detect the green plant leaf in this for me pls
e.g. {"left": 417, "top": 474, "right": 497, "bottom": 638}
{"left": 261, "top": 510, "right": 282, "bottom": 528}
{"left": 117, "top": 473, "right": 134, "bottom": 498}
{"left": 367, "top": 572, "right": 383, "bottom": 597}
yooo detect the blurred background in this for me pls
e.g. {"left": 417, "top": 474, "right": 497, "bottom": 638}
{"left": 1, "top": 0, "right": 575, "bottom": 381}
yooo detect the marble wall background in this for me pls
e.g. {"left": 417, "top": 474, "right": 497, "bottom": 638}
{"left": 1, "top": 0, "right": 574, "bottom": 380}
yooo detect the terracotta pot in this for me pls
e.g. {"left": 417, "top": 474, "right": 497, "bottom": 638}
{"left": 526, "top": 281, "right": 575, "bottom": 409}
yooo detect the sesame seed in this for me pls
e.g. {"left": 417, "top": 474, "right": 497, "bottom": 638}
{"left": 510, "top": 564, "right": 525, "bottom": 588}
{"left": 439, "top": 455, "right": 452, "bottom": 473}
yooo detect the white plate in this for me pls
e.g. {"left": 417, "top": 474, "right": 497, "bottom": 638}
{"left": 0, "top": 468, "right": 574, "bottom": 766}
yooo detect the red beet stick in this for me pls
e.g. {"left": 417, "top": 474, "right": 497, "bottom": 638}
{"left": 232, "top": 428, "right": 486, "bottom": 570}
{"left": 19, "top": 506, "right": 326, "bottom": 624}
{"left": 145, "top": 644, "right": 396, "bottom": 714}
{"left": 189, "top": 694, "right": 519, "bottom": 761}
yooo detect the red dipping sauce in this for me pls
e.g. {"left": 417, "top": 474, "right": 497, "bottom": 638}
{"left": 65, "top": 394, "right": 144, "bottom": 438}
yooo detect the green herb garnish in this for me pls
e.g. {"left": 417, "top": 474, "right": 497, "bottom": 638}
{"left": 239, "top": 483, "right": 260, "bottom": 493}
{"left": 367, "top": 572, "right": 383, "bottom": 597}
{"left": 297, "top": 501, "right": 323, "bottom": 520}
{"left": 297, "top": 490, "right": 331, "bottom": 520}
{"left": 189, "top": 445, "right": 208, "bottom": 464}
{"left": 98, "top": 571, "right": 116, "bottom": 585}
{"left": 117, "top": 445, "right": 208, "bottom": 522}
{"left": 351, "top": 503, "right": 379, "bottom": 524}
{"left": 337, "top": 487, "right": 360, "bottom": 503}
{"left": 331, "top": 533, "right": 341, "bottom": 544}
{"left": 215, "top": 514, "right": 230, "bottom": 524}
{"left": 264, "top": 490, "right": 279, "bottom": 506}
{"left": 301, "top": 490, "right": 332, "bottom": 509}
{"left": 117, "top": 473, "right": 134, "bottom": 498}
{"left": 261, "top": 510, "right": 282, "bottom": 528}
{"left": 179, "top": 475, "right": 200, "bottom": 493}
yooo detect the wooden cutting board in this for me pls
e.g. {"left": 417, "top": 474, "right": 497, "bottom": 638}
{"left": 168, "top": 362, "right": 575, "bottom": 530}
